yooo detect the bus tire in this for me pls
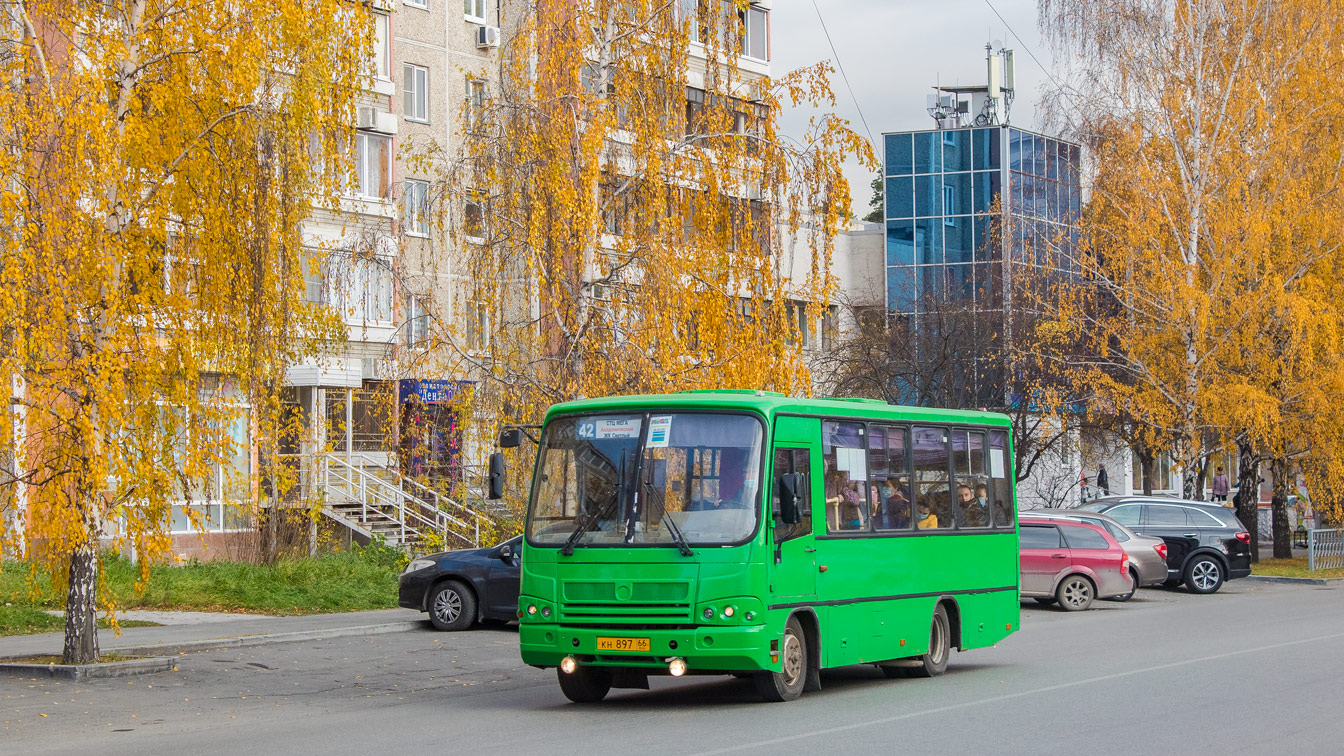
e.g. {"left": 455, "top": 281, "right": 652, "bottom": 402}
{"left": 754, "top": 617, "right": 807, "bottom": 702}
{"left": 905, "top": 604, "right": 951, "bottom": 678}
{"left": 557, "top": 666, "right": 612, "bottom": 704}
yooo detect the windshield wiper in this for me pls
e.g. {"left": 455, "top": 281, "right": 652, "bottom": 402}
{"left": 561, "top": 450, "right": 627, "bottom": 556}
{"left": 661, "top": 505, "right": 694, "bottom": 557}
{"left": 640, "top": 479, "right": 693, "bottom": 556}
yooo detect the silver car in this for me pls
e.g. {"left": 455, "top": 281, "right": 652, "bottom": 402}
{"left": 1020, "top": 509, "right": 1168, "bottom": 600}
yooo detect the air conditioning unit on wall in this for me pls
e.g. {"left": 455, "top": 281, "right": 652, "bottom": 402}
{"left": 356, "top": 106, "right": 378, "bottom": 129}
{"left": 477, "top": 25, "right": 500, "bottom": 49}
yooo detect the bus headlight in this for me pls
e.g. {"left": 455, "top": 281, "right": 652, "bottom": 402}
{"left": 560, "top": 656, "right": 578, "bottom": 674}
{"left": 668, "top": 658, "right": 687, "bottom": 677}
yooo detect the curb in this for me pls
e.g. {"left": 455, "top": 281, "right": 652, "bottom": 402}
{"left": 0, "top": 620, "right": 426, "bottom": 678}
{"left": 1244, "top": 575, "right": 1340, "bottom": 586}
{"left": 0, "top": 655, "right": 175, "bottom": 681}
{"left": 105, "top": 619, "right": 426, "bottom": 657}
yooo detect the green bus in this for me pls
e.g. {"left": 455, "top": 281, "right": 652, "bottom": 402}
{"left": 505, "top": 390, "right": 1020, "bottom": 703}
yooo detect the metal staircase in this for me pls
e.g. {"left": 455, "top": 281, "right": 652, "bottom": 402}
{"left": 316, "top": 453, "right": 493, "bottom": 551}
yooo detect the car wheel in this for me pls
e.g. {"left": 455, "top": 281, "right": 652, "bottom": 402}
{"left": 1110, "top": 569, "right": 1140, "bottom": 602}
{"left": 902, "top": 604, "right": 951, "bottom": 678}
{"left": 755, "top": 616, "right": 808, "bottom": 702}
{"left": 428, "top": 580, "right": 477, "bottom": 631}
{"left": 557, "top": 666, "right": 612, "bottom": 703}
{"left": 1032, "top": 597, "right": 1057, "bottom": 606}
{"left": 1184, "top": 555, "right": 1225, "bottom": 594}
{"left": 1056, "top": 575, "right": 1095, "bottom": 611}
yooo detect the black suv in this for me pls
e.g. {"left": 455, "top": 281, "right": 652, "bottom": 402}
{"left": 1075, "top": 497, "right": 1252, "bottom": 594}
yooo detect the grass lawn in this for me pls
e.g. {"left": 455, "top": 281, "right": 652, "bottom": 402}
{"left": 0, "top": 606, "right": 160, "bottom": 637}
{"left": 0, "top": 544, "right": 404, "bottom": 635}
{"left": 1252, "top": 557, "right": 1344, "bottom": 579}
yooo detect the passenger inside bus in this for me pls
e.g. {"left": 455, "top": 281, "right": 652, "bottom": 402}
{"left": 916, "top": 500, "right": 938, "bottom": 529}
{"left": 955, "top": 484, "right": 988, "bottom": 528}
{"left": 873, "top": 479, "right": 910, "bottom": 529}
{"left": 824, "top": 470, "right": 866, "bottom": 531}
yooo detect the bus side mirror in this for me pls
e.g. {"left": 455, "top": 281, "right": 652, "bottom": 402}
{"left": 488, "top": 452, "right": 506, "bottom": 500}
{"left": 778, "top": 473, "right": 803, "bottom": 525}
{"left": 498, "top": 428, "right": 523, "bottom": 448}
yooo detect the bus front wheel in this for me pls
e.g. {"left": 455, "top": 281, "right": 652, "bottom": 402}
{"left": 557, "top": 666, "right": 612, "bottom": 704}
{"left": 755, "top": 616, "right": 808, "bottom": 702}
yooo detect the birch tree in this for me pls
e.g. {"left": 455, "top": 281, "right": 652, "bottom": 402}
{"left": 402, "top": 0, "right": 872, "bottom": 507}
{"left": 0, "top": 0, "right": 369, "bottom": 663}
{"left": 1041, "top": 0, "right": 1344, "bottom": 506}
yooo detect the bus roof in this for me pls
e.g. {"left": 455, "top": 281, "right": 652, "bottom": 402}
{"left": 543, "top": 390, "right": 1012, "bottom": 427}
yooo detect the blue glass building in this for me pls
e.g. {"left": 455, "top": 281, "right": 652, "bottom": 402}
{"left": 883, "top": 126, "right": 1081, "bottom": 315}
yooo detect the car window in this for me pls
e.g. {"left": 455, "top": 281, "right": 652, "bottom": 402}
{"left": 1147, "top": 505, "right": 1189, "bottom": 526}
{"left": 1106, "top": 505, "right": 1141, "bottom": 526}
{"left": 1184, "top": 508, "right": 1223, "bottom": 527}
{"left": 1060, "top": 524, "right": 1110, "bottom": 549}
{"left": 1092, "top": 519, "right": 1129, "bottom": 542}
{"left": 1020, "top": 524, "right": 1062, "bottom": 549}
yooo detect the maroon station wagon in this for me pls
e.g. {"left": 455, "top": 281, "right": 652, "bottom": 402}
{"left": 1019, "top": 519, "right": 1131, "bottom": 611}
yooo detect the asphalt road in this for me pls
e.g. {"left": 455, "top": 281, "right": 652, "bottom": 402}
{"left": 4, "top": 580, "right": 1342, "bottom": 755}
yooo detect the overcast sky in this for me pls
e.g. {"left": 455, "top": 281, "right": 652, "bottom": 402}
{"left": 770, "top": 0, "right": 1052, "bottom": 218}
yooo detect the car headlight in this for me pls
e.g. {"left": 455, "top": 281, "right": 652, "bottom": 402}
{"left": 403, "top": 559, "right": 435, "bottom": 574}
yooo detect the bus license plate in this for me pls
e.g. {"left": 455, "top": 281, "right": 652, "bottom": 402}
{"left": 596, "top": 636, "right": 650, "bottom": 652}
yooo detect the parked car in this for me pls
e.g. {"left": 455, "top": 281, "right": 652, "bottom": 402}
{"left": 1019, "top": 519, "right": 1131, "bottom": 611}
{"left": 398, "top": 535, "right": 521, "bottom": 631}
{"left": 1075, "top": 497, "right": 1252, "bottom": 594}
{"left": 1021, "top": 510, "right": 1168, "bottom": 601}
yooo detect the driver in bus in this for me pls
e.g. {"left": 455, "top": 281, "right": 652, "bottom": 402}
{"left": 689, "top": 448, "right": 752, "bottom": 510}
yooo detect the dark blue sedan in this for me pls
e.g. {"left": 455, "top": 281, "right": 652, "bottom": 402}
{"left": 398, "top": 535, "right": 521, "bottom": 631}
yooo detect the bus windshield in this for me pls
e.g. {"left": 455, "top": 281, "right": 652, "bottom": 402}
{"left": 526, "top": 412, "right": 764, "bottom": 548}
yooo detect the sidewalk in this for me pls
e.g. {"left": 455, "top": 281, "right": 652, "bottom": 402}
{"left": 0, "top": 608, "right": 427, "bottom": 660}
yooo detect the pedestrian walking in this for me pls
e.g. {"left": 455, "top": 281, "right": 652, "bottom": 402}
{"left": 1096, "top": 465, "right": 1109, "bottom": 496}
{"left": 1211, "top": 466, "right": 1230, "bottom": 502}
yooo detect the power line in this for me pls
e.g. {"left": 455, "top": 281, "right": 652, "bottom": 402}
{"left": 810, "top": 0, "right": 875, "bottom": 148}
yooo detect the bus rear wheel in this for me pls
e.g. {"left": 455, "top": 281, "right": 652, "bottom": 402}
{"left": 557, "top": 666, "right": 612, "bottom": 704}
{"left": 755, "top": 617, "right": 807, "bottom": 702}
{"left": 904, "top": 604, "right": 951, "bottom": 678}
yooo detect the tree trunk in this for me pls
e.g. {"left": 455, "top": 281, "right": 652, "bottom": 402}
{"left": 1235, "top": 439, "right": 1260, "bottom": 563}
{"left": 1270, "top": 457, "right": 1292, "bottom": 559}
{"left": 1140, "top": 453, "right": 1154, "bottom": 496}
{"left": 62, "top": 543, "right": 100, "bottom": 665}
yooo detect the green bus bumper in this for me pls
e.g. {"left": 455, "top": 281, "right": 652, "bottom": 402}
{"left": 519, "top": 623, "right": 775, "bottom": 672}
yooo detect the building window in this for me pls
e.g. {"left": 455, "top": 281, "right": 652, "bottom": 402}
{"left": 405, "top": 296, "right": 430, "bottom": 348}
{"left": 403, "top": 180, "right": 429, "bottom": 236}
{"left": 944, "top": 185, "right": 956, "bottom": 225}
{"left": 463, "top": 190, "right": 486, "bottom": 241}
{"left": 466, "top": 301, "right": 490, "bottom": 351}
{"left": 466, "top": 78, "right": 486, "bottom": 131}
{"left": 405, "top": 0, "right": 428, "bottom": 8}
{"left": 464, "top": 0, "right": 487, "bottom": 23}
{"left": 403, "top": 64, "right": 429, "bottom": 122}
{"left": 356, "top": 131, "right": 391, "bottom": 199}
{"left": 304, "top": 254, "right": 327, "bottom": 304}
{"left": 738, "top": 4, "right": 768, "bottom": 61}
{"left": 685, "top": 86, "right": 705, "bottom": 136}
{"left": 329, "top": 256, "right": 394, "bottom": 324}
{"left": 373, "top": 12, "right": 390, "bottom": 80}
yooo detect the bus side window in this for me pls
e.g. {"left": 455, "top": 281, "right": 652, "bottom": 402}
{"left": 772, "top": 448, "right": 812, "bottom": 543}
{"left": 822, "top": 421, "right": 867, "bottom": 532}
{"left": 913, "top": 426, "right": 953, "bottom": 529}
{"left": 988, "top": 430, "right": 1013, "bottom": 527}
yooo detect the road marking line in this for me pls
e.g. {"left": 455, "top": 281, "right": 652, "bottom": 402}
{"left": 688, "top": 629, "right": 1344, "bottom": 756}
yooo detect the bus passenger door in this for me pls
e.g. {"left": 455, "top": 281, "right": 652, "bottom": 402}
{"left": 769, "top": 446, "right": 817, "bottom": 600}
